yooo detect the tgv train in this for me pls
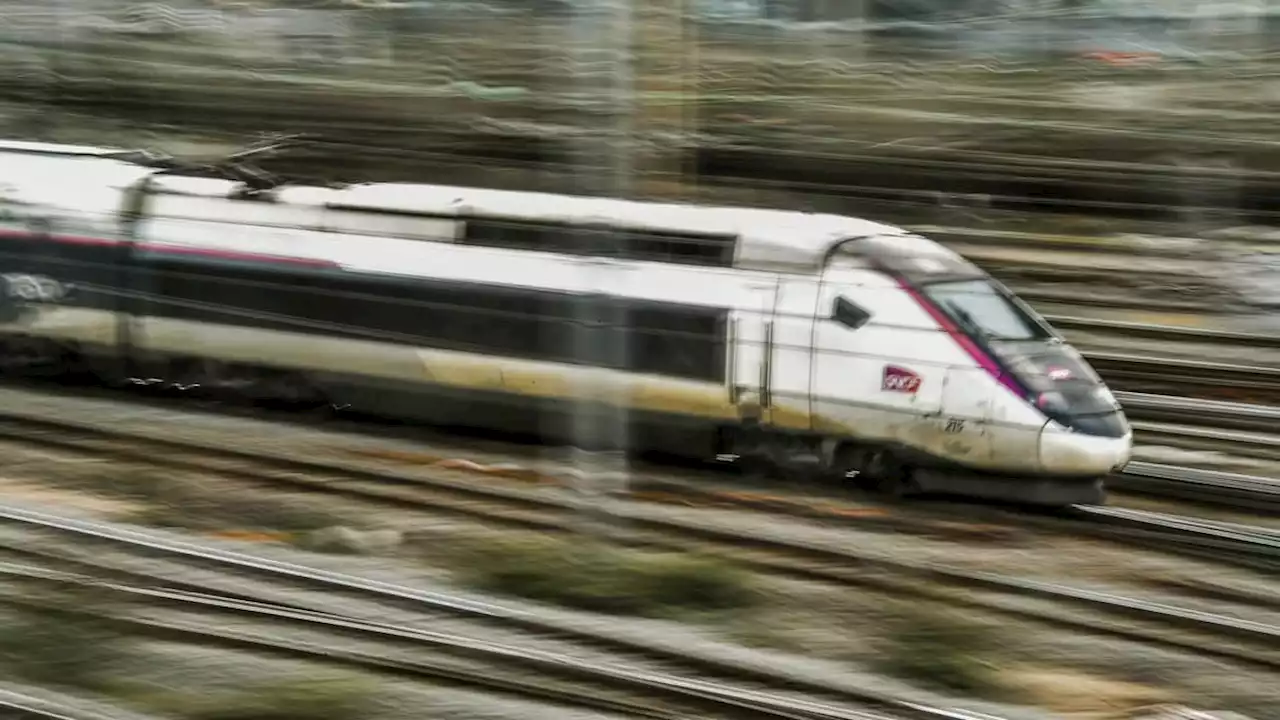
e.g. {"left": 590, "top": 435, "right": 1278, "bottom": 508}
{"left": 0, "top": 139, "right": 1132, "bottom": 506}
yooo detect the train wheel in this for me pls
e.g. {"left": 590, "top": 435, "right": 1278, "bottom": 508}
{"left": 830, "top": 442, "right": 864, "bottom": 483}
{"left": 727, "top": 421, "right": 780, "bottom": 482}
{"left": 267, "top": 371, "right": 326, "bottom": 411}
{"left": 165, "top": 357, "right": 207, "bottom": 396}
{"left": 866, "top": 450, "right": 920, "bottom": 499}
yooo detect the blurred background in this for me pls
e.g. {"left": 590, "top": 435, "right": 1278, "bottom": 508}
{"left": 3, "top": 0, "right": 1280, "bottom": 326}
{"left": 2, "top": 3, "right": 1280, "bottom": 720}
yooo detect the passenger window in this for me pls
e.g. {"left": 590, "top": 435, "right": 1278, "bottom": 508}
{"left": 832, "top": 296, "right": 871, "bottom": 330}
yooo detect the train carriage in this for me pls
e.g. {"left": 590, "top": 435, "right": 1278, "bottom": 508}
{"left": 0, "top": 139, "right": 1132, "bottom": 506}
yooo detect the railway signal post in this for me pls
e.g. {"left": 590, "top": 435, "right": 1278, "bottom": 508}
{"left": 567, "top": 0, "right": 635, "bottom": 539}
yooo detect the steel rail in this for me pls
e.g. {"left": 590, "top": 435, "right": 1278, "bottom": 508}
{"left": 1117, "top": 392, "right": 1280, "bottom": 424}
{"left": 1116, "top": 392, "right": 1280, "bottom": 455}
{"left": 0, "top": 695, "right": 86, "bottom": 720}
{"left": 1075, "top": 507, "right": 1280, "bottom": 544}
{"left": 1129, "top": 421, "right": 1280, "bottom": 464}
{"left": 1047, "top": 315, "right": 1280, "bottom": 348}
{"left": 0, "top": 700, "right": 87, "bottom": 720}
{"left": 1086, "top": 353, "right": 1280, "bottom": 404}
{"left": 0, "top": 508, "right": 1019, "bottom": 720}
{"left": 0, "top": 566, "right": 909, "bottom": 720}
{"left": 1115, "top": 462, "right": 1280, "bottom": 511}
{"left": 0, "top": 685, "right": 165, "bottom": 720}
{"left": 1087, "top": 352, "right": 1280, "bottom": 390}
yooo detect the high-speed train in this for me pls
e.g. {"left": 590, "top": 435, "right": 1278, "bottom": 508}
{"left": 0, "top": 139, "right": 1131, "bottom": 506}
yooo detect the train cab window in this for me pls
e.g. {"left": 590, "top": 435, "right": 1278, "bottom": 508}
{"left": 832, "top": 296, "right": 871, "bottom": 330}
{"left": 922, "top": 279, "right": 1049, "bottom": 341}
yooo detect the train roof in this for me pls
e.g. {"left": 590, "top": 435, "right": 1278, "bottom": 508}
{"left": 835, "top": 232, "right": 982, "bottom": 281}
{"left": 1, "top": 139, "right": 976, "bottom": 277}
{"left": 1, "top": 149, "right": 156, "bottom": 219}
{"left": 146, "top": 176, "right": 918, "bottom": 274}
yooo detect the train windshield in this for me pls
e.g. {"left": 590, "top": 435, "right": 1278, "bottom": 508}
{"left": 922, "top": 279, "right": 1050, "bottom": 342}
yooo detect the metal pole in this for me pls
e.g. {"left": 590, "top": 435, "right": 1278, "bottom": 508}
{"left": 566, "top": 0, "right": 633, "bottom": 538}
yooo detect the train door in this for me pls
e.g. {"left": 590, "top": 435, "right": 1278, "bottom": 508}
{"left": 767, "top": 277, "right": 818, "bottom": 431}
{"left": 729, "top": 280, "right": 779, "bottom": 427}
{"left": 810, "top": 268, "right": 943, "bottom": 443}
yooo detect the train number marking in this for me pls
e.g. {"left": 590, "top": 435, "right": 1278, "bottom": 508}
{"left": 944, "top": 418, "right": 965, "bottom": 434}
{"left": 1046, "top": 366, "right": 1073, "bottom": 381}
{"left": 1, "top": 274, "right": 72, "bottom": 303}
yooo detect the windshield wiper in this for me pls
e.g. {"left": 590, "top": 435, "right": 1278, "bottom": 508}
{"left": 950, "top": 306, "right": 993, "bottom": 340}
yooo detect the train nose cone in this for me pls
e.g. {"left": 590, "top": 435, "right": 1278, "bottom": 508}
{"left": 1038, "top": 421, "right": 1133, "bottom": 476}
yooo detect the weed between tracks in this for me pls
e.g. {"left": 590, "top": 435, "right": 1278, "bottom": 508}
{"left": 121, "top": 675, "right": 377, "bottom": 720}
{"left": 448, "top": 535, "right": 758, "bottom": 619}
{"left": 0, "top": 578, "right": 378, "bottom": 719}
{"left": 0, "top": 583, "right": 136, "bottom": 691}
{"left": 38, "top": 464, "right": 363, "bottom": 539}
{"left": 876, "top": 606, "right": 1002, "bottom": 694}
{"left": 118, "top": 470, "right": 353, "bottom": 535}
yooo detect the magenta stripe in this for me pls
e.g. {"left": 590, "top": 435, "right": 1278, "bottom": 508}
{"left": 0, "top": 228, "right": 115, "bottom": 247}
{"left": 145, "top": 243, "right": 336, "bottom": 268}
{"left": 896, "top": 279, "right": 1026, "bottom": 398}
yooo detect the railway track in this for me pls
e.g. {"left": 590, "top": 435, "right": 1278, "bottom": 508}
{"left": 2, "top": 498, "right": 1278, "bottom": 702}
{"left": 1112, "top": 463, "right": 1280, "bottom": 511}
{"left": 1090, "top": 353, "right": 1280, "bottom": 403}
{"left": 0, "top": 684, "right": 167, "bottom": 720}
{"left": 0, "top": 514, "right": 1033, "bottom": 720}
{"left": 1117, "top": 393, "right": 1280, "bottom": 485}
{"left": 1049, "top": 316, "right": 1280, "bottom": 350}
{"left": 1059, "top": 318, "right": 1280, "bottom": 402}
{"left": 0, "top": 406, "right": 1276, "bottom": 674}
{"left": 0, "top": 563, "right": 931, "bottom": 720}
{"left": 1119, "top": 393, "right": 1280, "bottom": 434}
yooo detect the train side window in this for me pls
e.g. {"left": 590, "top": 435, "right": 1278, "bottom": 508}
{"left": 832, "top": 296, "right": 870, "bottom": 330}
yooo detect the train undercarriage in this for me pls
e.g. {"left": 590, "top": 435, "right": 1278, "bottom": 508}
{"left": 0, "top": 332, "right": 1105, "bottom": 508}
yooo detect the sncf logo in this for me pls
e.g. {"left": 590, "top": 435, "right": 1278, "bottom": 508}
{"left": 882, "top": 365, "right": 921, "bottom": 394}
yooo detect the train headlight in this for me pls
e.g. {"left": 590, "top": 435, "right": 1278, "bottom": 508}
{"left": 1035, "top": 391, "right": 1068, "bottom": 414}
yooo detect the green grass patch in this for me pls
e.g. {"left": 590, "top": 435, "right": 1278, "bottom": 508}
{"left": 130, "top": 489, "right": 348, "bottom": 534}
{"left": 452, "top": 535, "right": 756, "bottom": 618}
{"left": 877, "top": 605, "right": 1003, "bottom": 694}
{"left": 104, "top": 469, "right": 354, "bottom": 535}
{"left": 127, "top": 675, "right": 376, "bottom": 720}
{"left": 0, "top": 583, "right": 136, "bottom": 691}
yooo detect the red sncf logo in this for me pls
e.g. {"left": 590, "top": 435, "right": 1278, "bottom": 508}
{"left": 1047, "top": 366, "right": 1072, "bottom": 381}
{"left": 882, "top": 365, "right": 922, "bottom": 394}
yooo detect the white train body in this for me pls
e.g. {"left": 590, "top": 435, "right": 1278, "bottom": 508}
{"left": 0, "top": 141, "right": 1132, "bottom": 505}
